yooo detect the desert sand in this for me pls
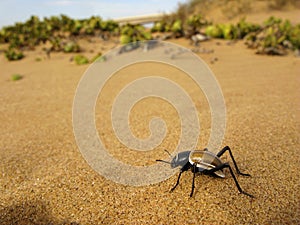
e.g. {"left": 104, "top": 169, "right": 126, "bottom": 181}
{"left": 0, "top": 7, "right": 299, "bottom": 225}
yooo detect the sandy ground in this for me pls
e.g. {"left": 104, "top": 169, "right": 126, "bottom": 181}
{"left": 0, "top": 9, "right": 300, "bottom": 225}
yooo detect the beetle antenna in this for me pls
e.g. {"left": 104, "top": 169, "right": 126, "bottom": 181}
{"left": 156, "top": 149, "right": 172, "bottom": 164}
{"left": 164, "top": 149, "right": 172, "bottom": 157}
{"left": 156, "top": 159, "right": 171, "bottom": 164}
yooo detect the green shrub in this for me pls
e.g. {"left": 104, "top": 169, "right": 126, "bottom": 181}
{"left": 100, "top": 20, "right": 119, "bottom": 32}
{"left": 185, "top": 14, "right": 208, "bottom": 36}
{"left": 120, "top": 24, "right": 152, "bottom": 44}
{"left": 236, "top": 18, "right": 261, "bottom": 39}
{"left": 63, "top": 41, "right": 80, "bottom": 53}
{"left": 74, "top": 55, "right": 89, "bottom": 65}
{"left": 11, "top": 74, "right": 23, "bottom": 81}
{"left": 120, "top": 35, "right": 132, "bottom": 44}
{"left": 205, "top": 25, "right": 223, "bottom": 38}
{"left": 221, "top": 24, "right": 238, "bottom": 40}
{"left": 171, "top": 19, "right": 183, "bottom": 34}
{"left": 151, "top": 22, "right": 166, "bottom": 32}
{"left": 5, "top": 48, "right": 24, "bottom": 61}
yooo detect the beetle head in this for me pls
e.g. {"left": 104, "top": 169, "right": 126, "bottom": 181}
{"left": 156, "top": 150, "right": 191, "bottom": 168}
{"left": 170, "top": 151, "right": 191, "bottom": 168}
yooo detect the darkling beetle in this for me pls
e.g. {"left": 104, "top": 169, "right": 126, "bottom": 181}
{"left": 156, "top": 146, "right": 254, "bottom": 198}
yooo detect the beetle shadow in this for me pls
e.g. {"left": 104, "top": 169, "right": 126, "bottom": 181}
{"left": 0, "top": 200, "right": 80, "bottom": 225}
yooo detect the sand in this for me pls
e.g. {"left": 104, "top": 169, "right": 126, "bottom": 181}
{"left": 0, "top": 9, "right": 300, "bottom": 225}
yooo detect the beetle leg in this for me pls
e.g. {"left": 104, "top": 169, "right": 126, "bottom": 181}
{"left": 170, "top": 162, "right": 191, "bottom": 193}
{"left": 190, "top": 163, "right": 197, "bottom": 197}
{"left": 208, "top": 162, "right": 254, "bottom": 198}
{"left": 170, "top": 170, "right": 183, "bottom": 192}
{"left": 217, "top": 146, "right": 251, "bottom": 176}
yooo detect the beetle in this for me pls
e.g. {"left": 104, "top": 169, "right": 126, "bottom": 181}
{"left": 156, "top": 146, "right": 254, "bottom": 198}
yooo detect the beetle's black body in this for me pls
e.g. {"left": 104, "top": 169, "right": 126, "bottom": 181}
{"left": 157, "top": 146, "right": 254, "bottom": 198}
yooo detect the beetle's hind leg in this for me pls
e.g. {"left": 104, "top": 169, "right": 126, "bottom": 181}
{"left": 208, "top": 162, "right": 254, "bottom": 198}
{"left": 217, "top": 146, "right": 251, "bottom": 176}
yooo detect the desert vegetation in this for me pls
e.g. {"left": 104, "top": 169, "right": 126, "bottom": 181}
{"left": 0, "top": 15, "right": 119, "bottom": 61}
{"left": 0, "top": 0, "right": 299, "bottom": 62}
{"left": 151, "top": 0, "right": 300, "bottom": 55}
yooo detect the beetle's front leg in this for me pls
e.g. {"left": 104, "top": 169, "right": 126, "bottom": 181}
{"left": 190, "top": 163, "right": 197, "bottom": 197}
{"left": 170, "top": 170, "right": 183, "bottom": 192}
{"left": 170, "top": 162, "right": 191, "bottom": 193}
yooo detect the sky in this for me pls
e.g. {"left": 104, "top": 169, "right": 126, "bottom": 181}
{"left": 0, "top": 0, "right": 186, "bottom": 28}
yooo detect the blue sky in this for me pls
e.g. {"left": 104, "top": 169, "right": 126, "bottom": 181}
{"left": 0, "top": 0, "right": 186, "bottom": 28}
